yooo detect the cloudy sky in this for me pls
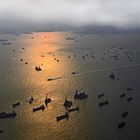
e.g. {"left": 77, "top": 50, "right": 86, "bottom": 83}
{"left": 0, "top": 0, "right": 140, "bottom": 31}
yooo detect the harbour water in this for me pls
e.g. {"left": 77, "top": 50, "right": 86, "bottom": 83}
{"left": 0, "top": 32, "right": 140, "bottom": 140}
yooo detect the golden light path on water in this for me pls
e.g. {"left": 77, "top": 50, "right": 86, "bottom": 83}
{"left": 2, "top": 33, "right": 140, "bottom": 140}
{"left": 15, "top": 32, "right": 80, "bottom": 140}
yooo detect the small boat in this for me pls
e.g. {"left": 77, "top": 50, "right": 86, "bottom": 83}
{"left": 33, "top": 105, "right": 45, "bottom": 112}
{"left": 82, "top": 56, "right": 85, "bottom": 60}
{"left": 127, "top": 97, "right": 133, "bottom": 102}
{"left": 35, "top": 66, "right": 42, "bottom": 71}
{"left": 47, "top": 78, "right": 53, "bottom": 81}
{"left": 74, "top": 90, "right": 88, "bottom": 100}
{"left": 12, "top": 102, "right": 20, "bottom": 108}
{"left": 41, "top": 55, "right": 45, "bottom": 57}
{"left": 25, "top": 62, "right": 28, "bottom": 64}
{"left": 0, "top": 39, "right": 8, "bottom": 42}
{"left": 120, "top": 93, "right": 125, "bottom": 98}
{"left": 56, "top": 112, "right": 69, "bottom": 121}
{"left": 126, "top": 88, "right": 132, "bottom": 91}
{"left": 91, "top": 56, "right": 95, "bottom": 59}
{"left": 122, "top": 111, "right": 128, "bottom": 117}
{"left": 118, "top": 122, "right": 126, "bottom": 129}
{"left": 109, "top": 73, "right": 115, "bottom": 80}
{"left": 71, "top": 72, "right": 76, "bottom": 75}
{"left": 63, "top": 98, "right": 73, "bottom": 108}
{"left": 20, "top": 59, "right": 23, "bottom": 61}
{"left": 0, "top": 130, "right": 3, "bottom": 133}
{"left": 29, "top": 97, "right": 34, "bottom": 104}
{"left": 98, "top": 93, "right": 104, "bottom": 98}
{"left": 44, "top": 95, "right": 51, "bottom": 105}
{"left": 2, "top": 42, "right": 12, "bottom": 45}
{"left": 68, "top": 106, "right": 79, "bottom": 113}
{"left": 65, "top": 37, "right": 74, "bottom": 40}
{"left": 99, "top": 101, "right": 109, "bottom": 106}
{"left": 0, "top": 111, "right": 16, "bottom": 119}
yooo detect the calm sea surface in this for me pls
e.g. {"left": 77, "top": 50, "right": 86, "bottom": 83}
{"left": 0, "top": 32, "right": 140, "bottom": 140}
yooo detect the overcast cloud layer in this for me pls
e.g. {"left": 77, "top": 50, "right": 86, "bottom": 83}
{"left": 0, "top": 0, "right": 140, "bottom": 30}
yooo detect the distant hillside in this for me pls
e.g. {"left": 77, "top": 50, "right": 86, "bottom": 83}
{"left": 1, "top": 22, "right": 140, "bottom": 34}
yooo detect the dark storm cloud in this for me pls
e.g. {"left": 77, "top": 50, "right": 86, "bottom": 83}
{"left": 0, "top": 0, "right": 140, "bottom": 30}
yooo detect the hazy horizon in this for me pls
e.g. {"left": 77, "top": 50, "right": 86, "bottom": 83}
{"left": 1, "top": 0, "right": 140, "bottom": 32}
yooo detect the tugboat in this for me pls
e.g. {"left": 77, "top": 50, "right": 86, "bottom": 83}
{"left": 109, "top": 72, "right": 115, "bottom": 80}
{"left": 63, "top": 98, "right": 73, "bottom": 108}
{"left": 35, "top": 66, "right": 42, "bottom": 71}
{"left": 44, "top": 95, "right": 51, "bottom": 105}
{"left": 33, "top": 105, "right": 45, "bottom": 112}
{"left": 74, "top": 90, "right": 88, "bottom": 100}
{"left": 29, "top": 97, "right": 34, "bottom": 104}
{"left": 56, "top": 112, "right": 69, "bottom": 121}
{"left": 0, "top": 111, "right": 16, "bottom": 119}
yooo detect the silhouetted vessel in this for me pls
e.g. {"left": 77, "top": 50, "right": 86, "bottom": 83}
{"left": 68, "top": 106, "right": 79, "bottom": 113}
{"left": 74, "top": 90, "right": 88, "bottom": 100}
{"left": 99, "top": 101, "right": 109, "bottom": 106}
{"left": 44, "top": 95, "right": 51, "bottom": 105}
{"left": 63, "top": 98, "right": 73, "bottom": 108}
{"left": 35, "top": 66, "right": 42, "bottom": 71}
{"left": 0, "top": 111, "right": 16, "bottom": 119}
{"left": 120, "top": 93, "right": 125, "bottom": 98}
{"left": 127, "top": 97, "right": 133, "bottom": 102}
{"left": 29, "top": 97, "right": 34, "bottom": 104}
{"left": 0, "top": 130, "right": 3, "bottom": 133}
{"left": 98, "top": 93, "right": 104, "bottom": 98}
{"left": 126, "top": 88, "right": 132, "bottom": 91}
{"left": 118, "top": 122, "right": 126, "bottom": 129}
{"left": 122, "top": 111, "right": 128, "bottom": 117}
{"left": 65, "top": 37, "right": 74, "bottom": 40}
{"left": 57, "top": 112, "right": 69, "bottom": 121}
{"left": 12, "top": 102, "right": 20, "bottom": 108}
{"left": 109, "top": 72, "right": 115, "bottom": 80}
{"left": 33, "top": 105, "right": 45, "bottom": 112}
